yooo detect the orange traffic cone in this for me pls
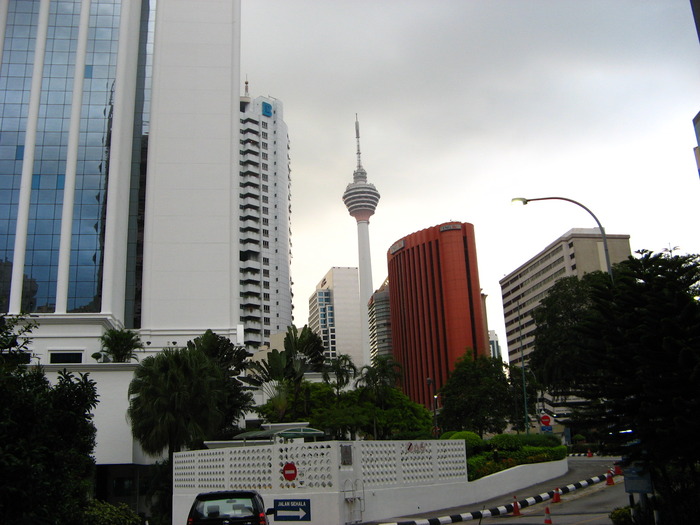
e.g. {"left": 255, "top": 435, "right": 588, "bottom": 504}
{"left": 512, "top": 496, "right": 521, "bottom": 516}
{"left": 606, "top": 470, "right": 615, "bottom": 485}
{"left": 586, "top": 449, "right": 593, "bottom": 457}
{"left": 544, "top": 506, "right": 553, "bottom": 524}
{"left": 614, "top": 463, "right": 623, "bottom": 475}
{"left": 552, "top": 487, "right": 561, "bottom": 503}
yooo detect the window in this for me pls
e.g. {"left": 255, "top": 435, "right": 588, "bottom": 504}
{"left": 49, "top": 352, "right": 82, "bottom": 364}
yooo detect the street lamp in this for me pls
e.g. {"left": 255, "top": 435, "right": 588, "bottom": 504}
{"left": 511, "top": 196, "right": 613, "bottom": 282}
{"left": 427, "top": 377, "right": 438, "bottom": 436}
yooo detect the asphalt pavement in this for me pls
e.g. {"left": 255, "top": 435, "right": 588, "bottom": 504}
{"left": 361, "top": 456, "right": 621, "bottom": 525}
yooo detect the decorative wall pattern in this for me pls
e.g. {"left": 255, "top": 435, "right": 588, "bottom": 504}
{"left": 173, "top": 440, "right": 467, "bottom": 495}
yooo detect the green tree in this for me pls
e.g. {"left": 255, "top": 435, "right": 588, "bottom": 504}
{"left": 530, "top": 272, "right": 607, "bottom": 392}
{"left": 355, "top": 355, "right": 402, "bottom": 406}
{"left": 533, "top": 251, "right": 700, "bottom": 524}
{"left": 0, "top": 314, "right": 36, "bottom": 368}
{"left": 244, "top": 325, "right": 325, "bottom": 422}
{"left": 244, "top": 348, "right": 292, "bottom": 421}
{"left": 127, "top": 346, "right": 226, "bottom": 463}
{"left": 93, "top": 328, "right": 143, "bottom": 363}
{"left": 354, "top": 356, "right": 405, "bottom": 438}
{"left": 438, "top": 355, "right": 513, "bottom": 438}
{"left": 0, "top": 315, "right": 100, "bottom": 524}
{"left": 322, "top": 353, "right": 357, "bottom": 403}
{"left": 284, "top": 324, "right": 325, "bottom": 372}
{"left": 506, "top": 362, "right": 539, "bottom": 433}
{"left": 187, "top": 330, "right": 254, "bottom": 439}
{"left": 0, "top": 362, "right": 98, "bottom": 523}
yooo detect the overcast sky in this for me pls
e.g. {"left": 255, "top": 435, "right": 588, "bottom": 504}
{"left": 240, "top": 1, "right": 700, "bottom": 356}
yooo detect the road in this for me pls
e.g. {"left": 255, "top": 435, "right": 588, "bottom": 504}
{"left": 365, "top": 457, "right": 628, "bottom": 525}
{"left": 476, "top": 479, "right": 628, "bottom": 524}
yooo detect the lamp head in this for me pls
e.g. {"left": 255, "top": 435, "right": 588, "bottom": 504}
{"left": 511, "top": 197, "right": 529, "bottom": 205}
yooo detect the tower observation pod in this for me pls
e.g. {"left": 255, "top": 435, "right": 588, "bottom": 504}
{"left": 342, "top": 116, "right": 380, "bottom": 366}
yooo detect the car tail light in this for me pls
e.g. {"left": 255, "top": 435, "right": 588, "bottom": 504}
{"left": 258, "top": 511, "right": 268, "bottom": 525}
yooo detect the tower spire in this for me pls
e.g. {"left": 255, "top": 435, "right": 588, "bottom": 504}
{"left": 355, "top": 114, "right": 363, "bottom": 171}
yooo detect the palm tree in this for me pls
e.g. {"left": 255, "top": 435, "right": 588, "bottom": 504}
{"left": 283, "top": 325, "right": 325, "bottom": 372}
{"left": 242, "top": 348, "right": 291, "bottom": 421}
{"left": 127, "top": 346, "right": 226, "bottom": 464}
{"left": 355, "top": 355, "right": 402, "bottom": 438}
{"left": 187, "top": 330, "right": 253, "bottom": 437}
{"left": 322, "top": 354, "right": 357, "bottom": 403}
{"left": 94, "top": 328, "right": 143, "bottom": 362}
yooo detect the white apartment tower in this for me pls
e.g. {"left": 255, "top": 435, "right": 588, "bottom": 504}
{"left": 239, "top": 84, "right": 293, "bottom": 347}
{"left": 308, "top": 267, "right": 362, "bottom": 367}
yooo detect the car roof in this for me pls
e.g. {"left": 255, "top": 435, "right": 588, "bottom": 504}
{"left": 195, "top": 490, "right": 261, "bottom": 500}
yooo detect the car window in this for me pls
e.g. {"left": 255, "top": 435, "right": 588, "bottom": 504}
{"left": 194, "top": 497, "right": 256, "bottom": 518}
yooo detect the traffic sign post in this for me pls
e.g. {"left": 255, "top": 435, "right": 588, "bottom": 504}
{"left": 274, "top": 499, "right": 311, "bottom": 521}
{"left": 282, "top": 462, "right": 298, "bottom": 481}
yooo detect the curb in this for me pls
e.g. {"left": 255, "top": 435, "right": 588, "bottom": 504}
{"left": 377, "top": 471, "right": 614, "bottom": 525}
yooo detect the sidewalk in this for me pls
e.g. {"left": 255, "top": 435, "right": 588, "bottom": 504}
{"left": 361, "top": 456, "right": 620, "bottom": 525}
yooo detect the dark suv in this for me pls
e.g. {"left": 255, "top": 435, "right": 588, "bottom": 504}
{"left": 186, "top": 490, "right": 273, "bottom": 525}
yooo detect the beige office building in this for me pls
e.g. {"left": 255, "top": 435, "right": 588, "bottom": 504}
{"left": 500, "top": 228, "right": 631, "bottom": 417}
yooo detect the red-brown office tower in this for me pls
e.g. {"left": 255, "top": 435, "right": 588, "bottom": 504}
{"left": 387, "top": 222, "right": 489, "bottom": 409}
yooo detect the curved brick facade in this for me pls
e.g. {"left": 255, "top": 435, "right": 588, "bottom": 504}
{"left": 387, "top": 222, "right": 488, "bottom": 408}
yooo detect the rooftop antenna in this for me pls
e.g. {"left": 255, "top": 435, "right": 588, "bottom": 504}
{"left": 355, "top": 114, "right": 363, "bottom": 171}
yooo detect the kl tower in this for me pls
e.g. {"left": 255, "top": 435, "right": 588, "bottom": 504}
{"left": 342, "top": 116, "right": 380, "bottom": 366}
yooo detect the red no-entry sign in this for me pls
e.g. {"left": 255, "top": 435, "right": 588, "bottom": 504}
{"left": 540, "top": 414, "right": 551, "bottom": 426}
{"left": 282, "top": 462, "right": 297, "bottom": 481}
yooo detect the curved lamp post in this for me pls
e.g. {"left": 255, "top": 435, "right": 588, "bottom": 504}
{"left": 511, "top": 196, "right": 613, "bottom": 282}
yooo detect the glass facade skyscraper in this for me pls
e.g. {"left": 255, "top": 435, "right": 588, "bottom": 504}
{"left": 0, "top": 0, "right": 153, "bottom": 321}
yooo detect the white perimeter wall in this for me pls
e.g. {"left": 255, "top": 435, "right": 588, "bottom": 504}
{"left": 172, "top": 441, "right": 568, "bottom": 525}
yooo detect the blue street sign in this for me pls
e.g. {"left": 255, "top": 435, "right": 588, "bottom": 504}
{"left": 541, "top": 425, "right": 553, "bottom": 432}
{"left": 274, "top": 499, "right": 311, "bottom": 521}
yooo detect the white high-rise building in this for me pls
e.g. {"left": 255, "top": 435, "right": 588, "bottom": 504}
{"left": 0, "top": 0, "right": 291, "bottom": 510}
{"left": 239, "top": 84, "right": 293, "bottom": 347}
{"left": 308, "top": 267, "right": 362, "bottom": 367}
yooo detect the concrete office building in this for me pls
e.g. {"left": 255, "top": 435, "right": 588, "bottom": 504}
{"left": 342, "top": 118, "right": 379, "bottom": 366}
{"left": 368, "top": 277, "right": 392, "bottom": 361}
{"left": 308, "top": 267, "right": 362, "bottom": 367}
{"left": 500, "top": 228, "right": 631, "bottom": 416}
{"left": 488, "top": 330, "right": 502, "bottom": 361}
{"left": 387, "top": 222, "right": 489, "bottom": 408}
{"left": 0, "top": 0, "right": 292, "bottom": 510}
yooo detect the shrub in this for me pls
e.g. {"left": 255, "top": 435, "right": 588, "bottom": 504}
{"left": 467, "top": 453, "right": 517, "bottom": 481}
{"left": 440, "top": 430, "right": 457, "bottom": 440}
{"left": 488, "top": 433, "right": 521, "bottom": 451}
{"left": 609, "top": 506, "right": 633, "bottom": 525}
{"left": 572, "top": 433, "right": 585, "bottom": 443}
{"left": 518, "top": 433, "right": 561, "bottom": 448}
{"left": 449, "top": 431, "right": 484, "bottom": 455}
{"left": 83, "top": 500, "right": 141, "bottom": 525}
{"left": 498, "top": 445, "right": 567, "bottom": 465}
